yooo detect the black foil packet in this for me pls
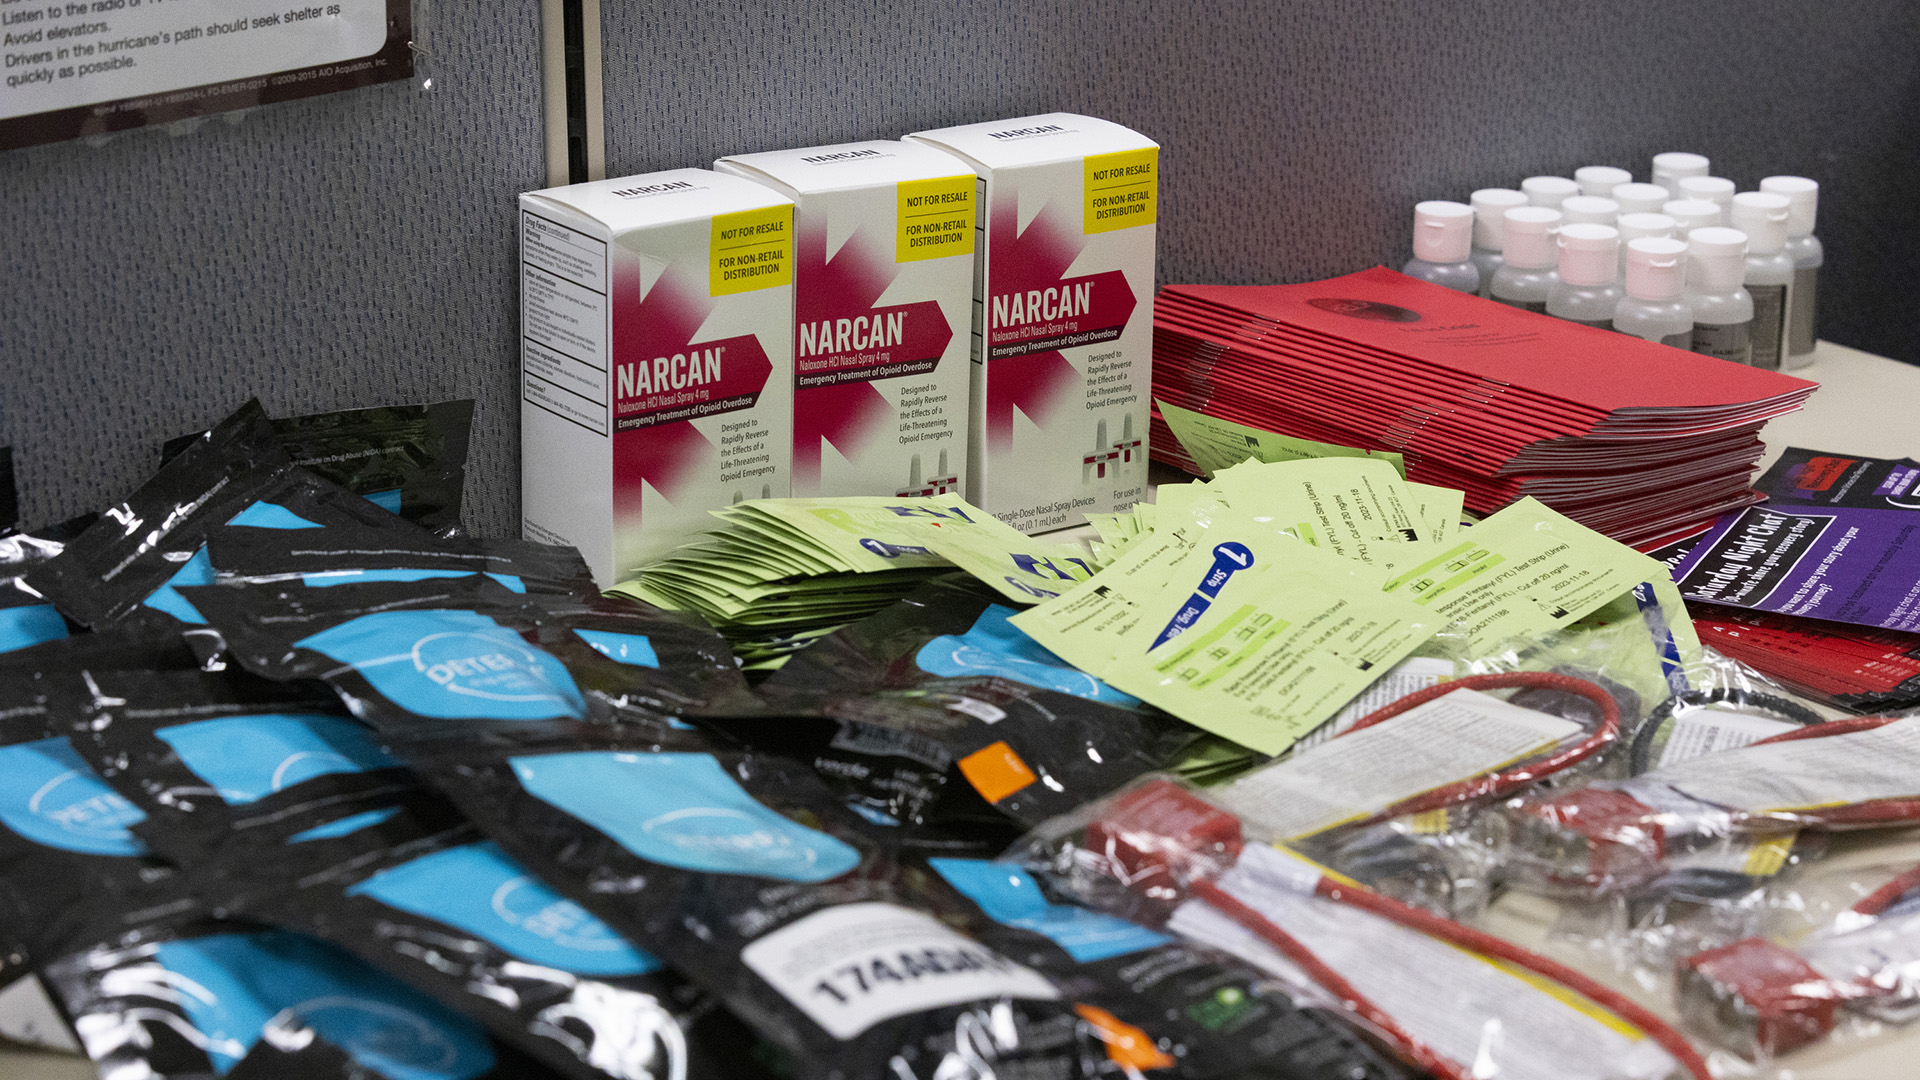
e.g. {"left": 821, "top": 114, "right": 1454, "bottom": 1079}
{"left": 0, "top": 669, "right": 188, "bottom": 986}
{"left": 29, "top": 400, "right": 432, "bottom": 631}
{"left": 0, "top": 523, "right": 75, "bottom": 656}
{"left": 164, "top": 399, "right": 476, "bottom": 535}
{"left": 752, "top": 576, "right": 1196, "bottom": 829}
{"left": 70, "top": 667, "right": 422, "bottom": 857}
{"left": 182, "top": 577, "right": 758, "bottom": 744}
{"left": 207, "top": 526, "right": 597, "bottom": 599}
{"left": 401, "top": 725, "right": 1112, "bottom": 1080}
{"left": 0, "top": 622, "right": 203, "bottom": 673}
{"left": 41, "top": 909, "right": 553, "bottom": 1080}
{"left": 220, "top": 794, "right": 772, "bottom": 1080}
{"left": 183, "top": 576, "right": 1130, "bottom": 1079}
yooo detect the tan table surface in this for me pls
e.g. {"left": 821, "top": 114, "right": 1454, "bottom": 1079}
{"left": 0, "top": 1043, "right": 90, "bottom": 1080}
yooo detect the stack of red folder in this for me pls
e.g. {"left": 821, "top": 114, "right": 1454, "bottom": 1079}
{"left": 1151, "top": 267, "right": 1819, "bottom": 549}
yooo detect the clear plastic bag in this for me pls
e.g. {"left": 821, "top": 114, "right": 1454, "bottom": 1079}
{"left": 1673, "top": 857, "right": 1920, "bottom": 1064}
{"left": 1220, "top": 627, "right": 1648, "bottom": 919}
{"left": 1491, "top": 712, "right": 1920, "bottom": 903}
{"left": 1623, "top": 646, "right": 1832, "bottom": 778}
{"left": 1010, "top": 776, "right": 1710, "bottom": 1080}
{"left": 1490, "top": 649, "right": 1848, "bottom": 976}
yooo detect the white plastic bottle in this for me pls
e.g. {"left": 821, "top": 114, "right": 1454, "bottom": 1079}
{"left": 1729, "top": 191, "right": 1795, "bottom": 371}
{"left": 1616, "top": 212, "right": 1676, "bottom": 275}
{"left": 1469, "top": 188, "right": 1528, "bottom": 296}
{"left": 1575, "top": 165, "right": 1633, "bottom": 199}
{"left": 1560, "top": 195, "right": 1619, "bottom": 227}
{"left": 1677, "top": 175, "right": 1736, "bottom": 215}
{"left": 1663, "top": 199, "right": 1722, "bottom": 236}
{"left": 1522, "top": 175, "right": 1580, "bottom": 208}
{"left": 1614, "top": 238, "right": 1693, "bottom": 348}
{"left": 1401, "top": 201, "right": 1479, "bottom": 292}
{"left": 1548, "top": 224, "right": 1623, "bottom": 328}
{"left": 1761, "top": 176, "right": 1823, "bottom": 364}
{"left": 1687, "top": 227, "right": 1756, "bottom": 365}
{"left": 1617, "top": 211, "right": 1676, "bottom": 247}
{"left": 1651, "top": 152, "right": 1710, "bottom": 191}
{"left": 1612, "top": 183, "right": 1671, "bottom": 215}
{"left": 1490, "top": 207, "right": 1562, "bottom": 313}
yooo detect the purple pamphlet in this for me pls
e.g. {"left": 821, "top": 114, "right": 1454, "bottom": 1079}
{"left": 1672, "top": 448, "right": 1920, "bottom": 631}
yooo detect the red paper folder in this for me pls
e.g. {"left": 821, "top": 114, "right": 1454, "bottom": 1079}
{"left": 1151, "top": 268, "right": 1818, "bottom": 549}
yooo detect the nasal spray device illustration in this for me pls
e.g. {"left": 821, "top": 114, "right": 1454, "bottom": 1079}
{"left": 895, "top": 449, "right": 960, "bottom": 497}
{"left": 1081, "top": 414, "right": 1143, "bottom": 483}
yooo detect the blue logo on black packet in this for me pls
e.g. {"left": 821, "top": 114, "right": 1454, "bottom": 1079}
{"left": 916, "top": 604, "right": 1139, "bottom": 705}
{"left": 0, "top": 604, "right": 67, "bottom": 654}
{"left": 150, "top": 930, "right": 494, "bottom": 1079}
{"left": 142, "top": 499, "right": 327, "bottom": 624}
{"left": 571, "top": 628, "right": 659, "bottom": 667}
{"left": 510, "top": 751, "right": 861, "bottom": 882}
{"left": 156, "top": 713, "right": 400, "bottom": 805}
{"left": 350, "top": 840, "right": 660, "bottom": 977}
{"left": 296, "top": 610, "right": 586, "bottom": 721}
{"left": 929, "top": 858, "right": 1169, "bottom": 961}
{"left": 0, "top": 737, "right": 150, "bottom": 856}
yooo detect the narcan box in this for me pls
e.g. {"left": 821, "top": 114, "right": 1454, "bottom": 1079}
{"left": 908, "top": 113, "right": 1157, "bottom": 533}
{"left": 716, "top": 140, "right": 976, "bottom": 499}
{"left": 519, "top": 168, "right": 795, "bottom": 585}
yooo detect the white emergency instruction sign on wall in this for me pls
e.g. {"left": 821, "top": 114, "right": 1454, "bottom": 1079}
{"left": 1, "top": 0, "right": 410, "bottom": 150}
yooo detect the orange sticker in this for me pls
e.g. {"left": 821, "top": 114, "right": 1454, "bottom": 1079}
{"left": 1074, "top": 1003, "right": 1176, "bottom": 1071}
{"left": 957, "top": 741, "right": 1037, "bottom": 803}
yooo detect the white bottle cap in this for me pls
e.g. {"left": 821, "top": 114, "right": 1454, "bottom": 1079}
{"left": 1617, "top": 212, "right": 1677, "bottom": 246}
{"left": 1522, "top": 176, "right": 1581, "bottom": 208}
{"left": 1729, "top": 192, "right": 1791, "bottom": 255}
{"left": 1560, "top": 195, "right": 1619, "bottom": 226}
{"left": 1469, "top": 188, "right": 1529, "bottom": 250}
{"left": 1556, "top": 224, "right": 1620, "bottom": 286}
{"left": 1625, "top": 238, "right": 1689, "bottom": 301}
{"left": 1652, "top": 152, "right": 1710, "bottom": 189}
{"left": 1760, "top": 176, "right": 1819, "bottom": 237}
{"left": 1677, "top": 175, "right": 1736, "bottom": 210}
{"left": 1611, "top": 183, "right": 1671, "bottom": 215}
{"left": 1502, "top": 206, "right": 1562, "bottom": 268}
{"left": 1411, "top": 200, "right": 1474, "bottom": 262}
{"left": 1663, "top": 199, "right": 1723, "bottom": 233}
{"left": 1688, "top": 227, "right": 1750, "bottom": 292}
{"left": 1574, "top": 165, "right": 1633, "bottom": 198}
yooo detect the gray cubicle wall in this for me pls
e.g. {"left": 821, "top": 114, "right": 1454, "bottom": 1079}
{"left": 0, "top": 3, "right": 545, "bottom": 534}
{"left": 3, "top": 0, "right": 1916, "bottom": 537}
{"left": 605, "top": 0, "right": 1919, "bottom": 352}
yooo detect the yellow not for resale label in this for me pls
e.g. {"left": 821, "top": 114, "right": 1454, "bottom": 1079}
{"left": 896, "top": 175, "right": 976, "bottom": 262}
{"left": 710, "top": 205, "right": 794, "bottom": 296}
{"left": 1083, "top": 147, "right": 1158, "bottom": 234}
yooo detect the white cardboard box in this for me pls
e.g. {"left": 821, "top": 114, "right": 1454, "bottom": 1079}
{"left": 519, "top": 168, "right": 796, "bottom": 585}
{"left": 907, "top": 113, "right": 1158, "bottom": 533}
{"left": 716, "top": 140, "right": 976, "bottom": 499}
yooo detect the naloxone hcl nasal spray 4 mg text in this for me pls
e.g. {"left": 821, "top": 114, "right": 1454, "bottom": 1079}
{"left": 908, "top": 113, "right": 1157, "bottom": 533}
{"left": 519, "top": 168, "right": 796, "bottom": 584}
{"left": 716, "top": 140, "right": 975, "bottom": 500}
